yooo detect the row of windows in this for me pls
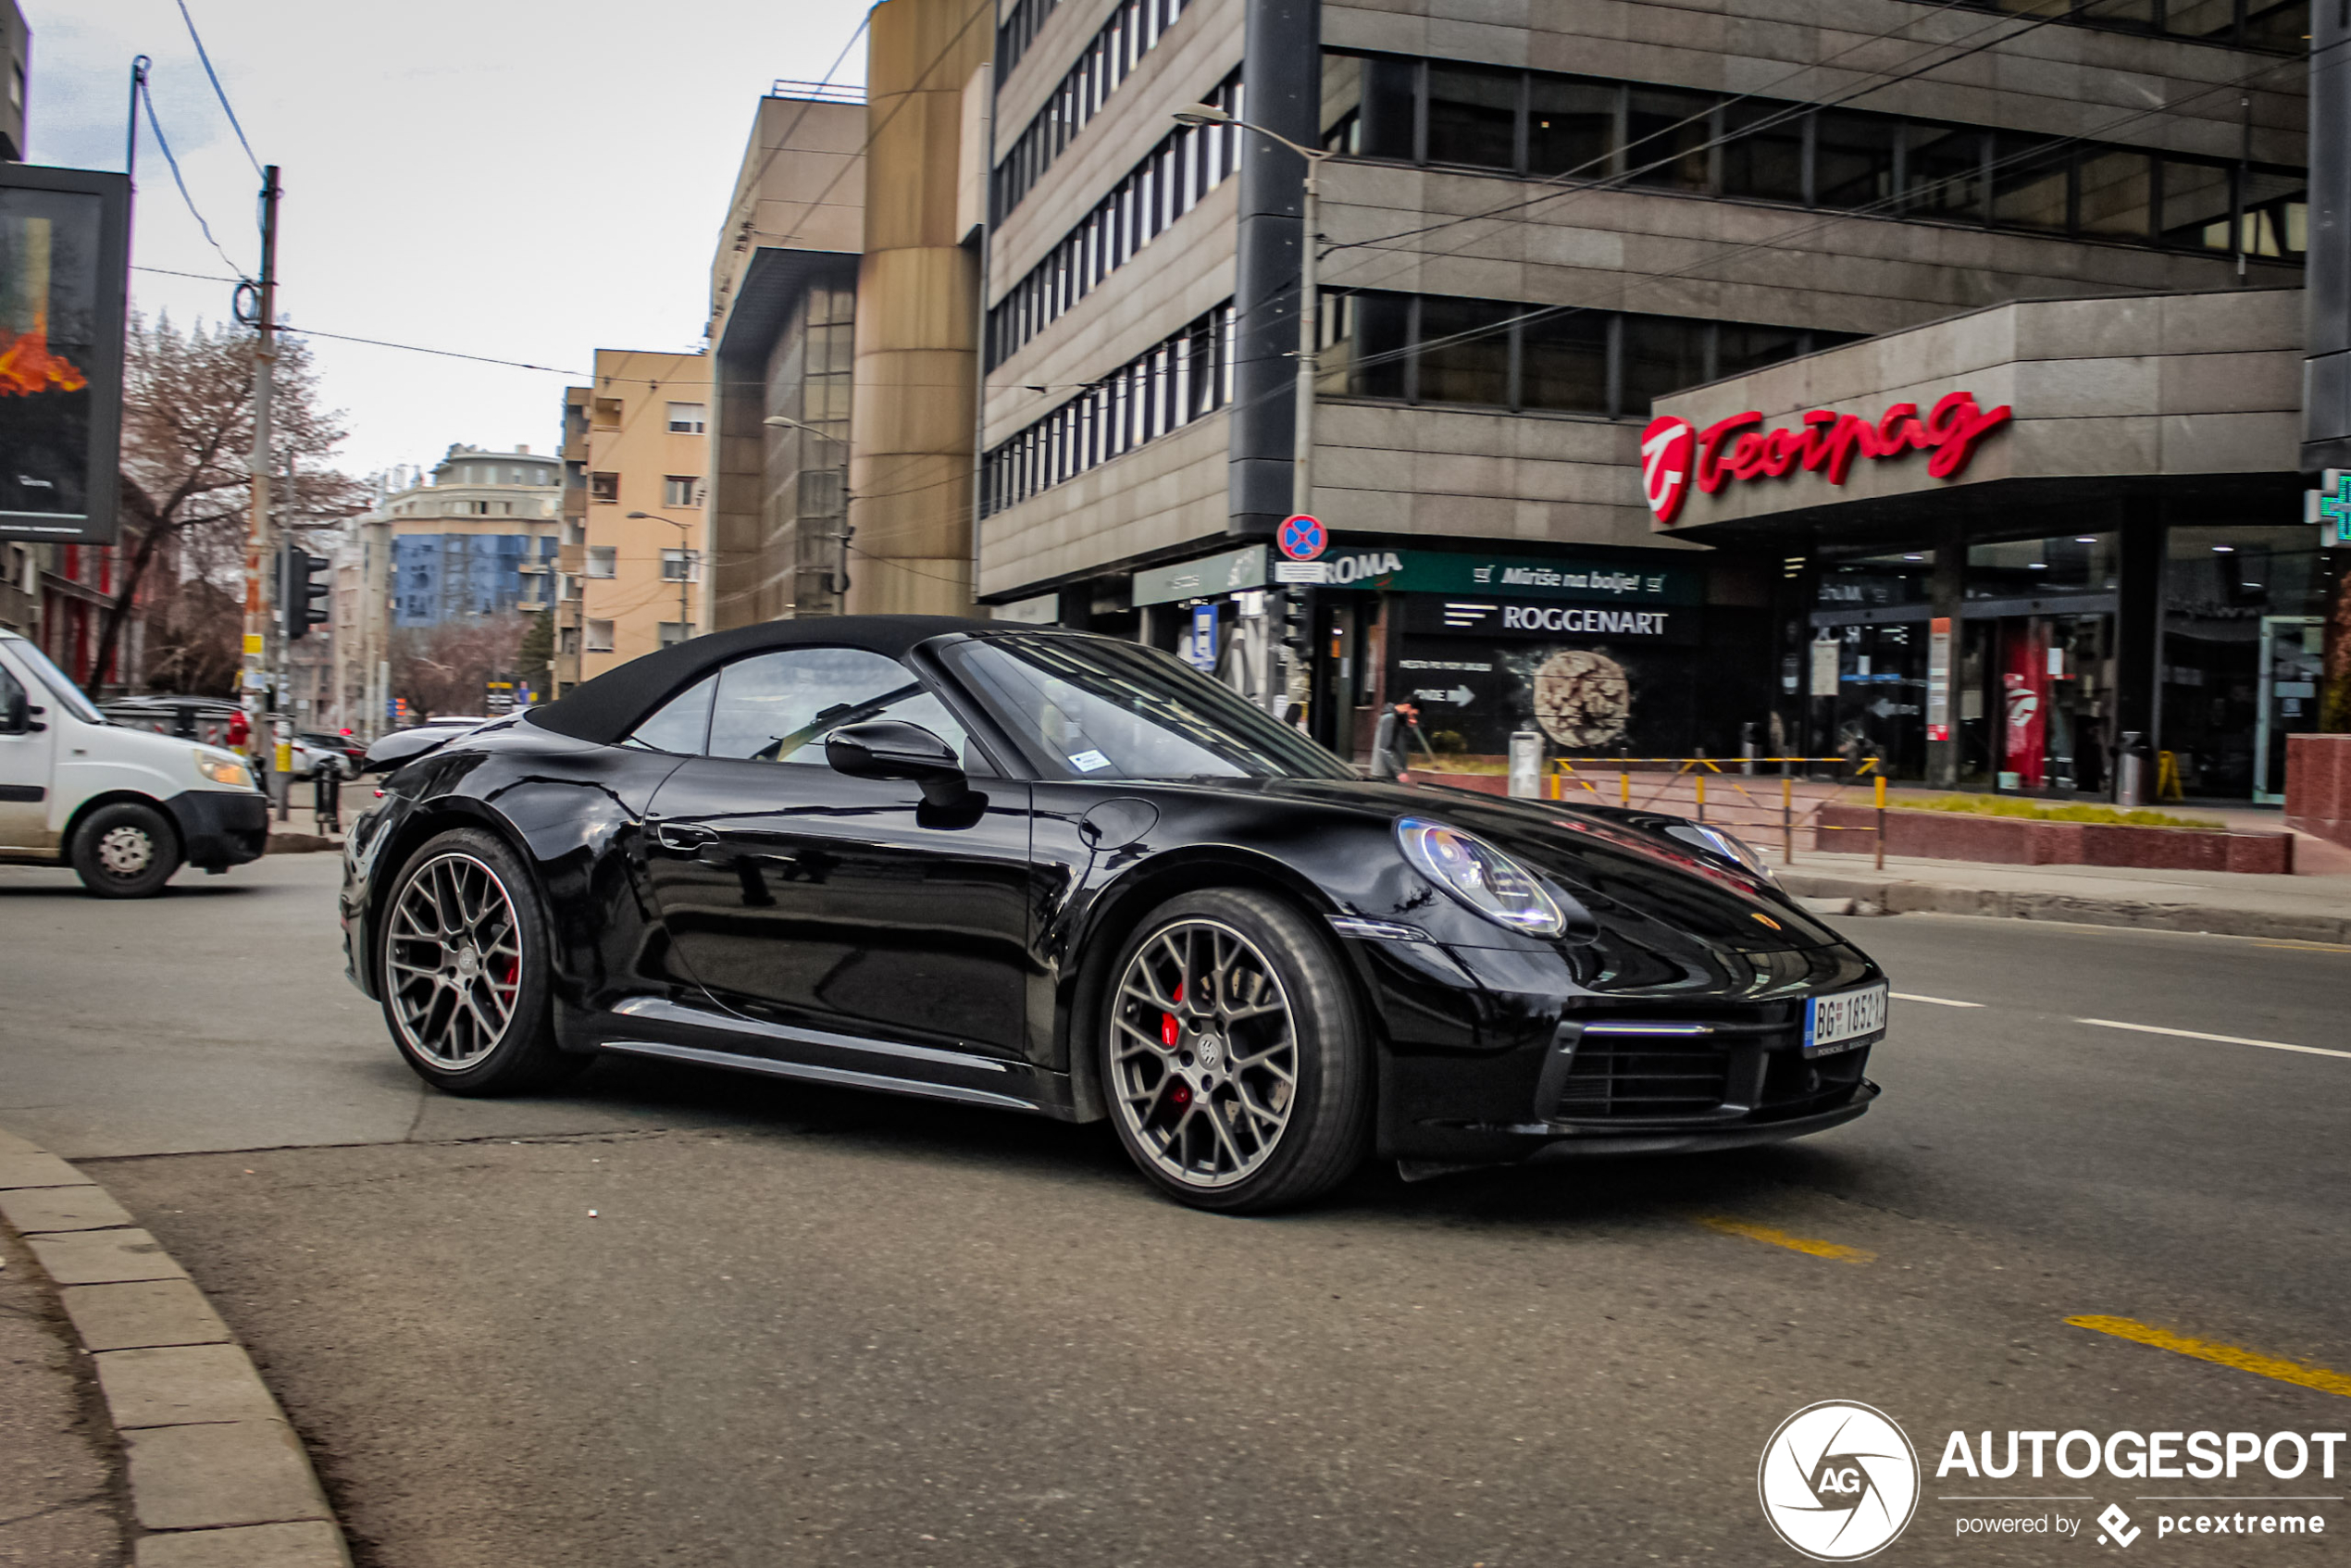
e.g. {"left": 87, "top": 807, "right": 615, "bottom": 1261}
{"left": 992, "top": 0, "right": 1195, "bottom": 223}
{"left": 996, "top": 0, "right": 1063, "bottom": 83}
{"left": 1321, "top": 52, "right": 2308, "bottom": 258}
{"left": 1321, "top": 291, "right": 1865, "bottom": 419}
{"left": 583, "top": 474, "right": 701, "bottom": 506}
{"left": 982, "top": 303, "right": 1236, "bottom": 517}
{"left": 986, "top": 71, "right": 1243, "bottom": 371}
{"left": 1924, "top": 0, "right": 2307, "bottom": 53}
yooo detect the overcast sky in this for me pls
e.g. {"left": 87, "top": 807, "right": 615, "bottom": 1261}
{"left": 30, "top": 0, "right": 870, "bottom": 481}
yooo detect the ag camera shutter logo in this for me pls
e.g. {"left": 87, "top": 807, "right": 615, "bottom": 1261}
{"left": 1759, "top": 1401, "right": 1921, "bottom": 1561}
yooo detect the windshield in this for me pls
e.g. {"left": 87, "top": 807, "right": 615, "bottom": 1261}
{"left": 940, "top": 632, "right": 1354, "bottom": 782}
{"left": 5, "top": 639, "right": 104, "bottom": 724}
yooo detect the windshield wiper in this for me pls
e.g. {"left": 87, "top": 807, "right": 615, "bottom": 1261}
{"left": 750, "top": 680, "right": 929, "bottom": 762}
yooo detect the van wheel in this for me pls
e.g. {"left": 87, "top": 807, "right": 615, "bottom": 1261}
{"left": 70, "top": 802, "right": 182, "bottom": 899}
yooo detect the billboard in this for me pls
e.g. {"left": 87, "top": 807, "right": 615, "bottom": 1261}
{"left": 0, "top": 166, "right": 131, "bottom": 544}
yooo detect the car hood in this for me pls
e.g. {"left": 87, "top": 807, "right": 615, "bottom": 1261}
{"left": 1176, "top": 776, "right": 1864, "bottom": 993}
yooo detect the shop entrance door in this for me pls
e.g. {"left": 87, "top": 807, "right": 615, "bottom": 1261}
{"left": 1985, "top": 613, "right": 2116, "bottom": 795}
{"left": 2253, "top": 616, "right": 2323, "bottom": 804}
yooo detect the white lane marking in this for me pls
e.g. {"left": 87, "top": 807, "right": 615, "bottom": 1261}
{"left": 2076, "top": 1017, "right": 2351, "bottom": 1061}
{"left": 1891, "top": 991, "right": 1984, "bottom": 1008}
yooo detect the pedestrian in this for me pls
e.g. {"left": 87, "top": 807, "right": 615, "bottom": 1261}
{"left": 1371, "top": 699, "right": 1425, "bottom": 781}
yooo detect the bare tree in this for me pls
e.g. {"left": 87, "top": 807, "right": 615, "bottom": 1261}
{"left": 93, "top": 315, "right": 367, "bottom": 692}
{"left": 391, "top": 616, "right": 527, "bottom": 720}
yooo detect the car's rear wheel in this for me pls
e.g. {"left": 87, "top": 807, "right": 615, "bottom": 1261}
{"left": 70, "top": 802, "right": 181, "bottom": 899}
{"left": 379, "top": 827, "right": 582, "bottom": 1095}
{"left": 1101, "top": 889, "right": 1372, "bottom": 1213}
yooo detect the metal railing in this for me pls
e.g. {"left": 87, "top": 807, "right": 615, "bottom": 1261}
{"left": 1545, "top": 755, "right": 1894, "bottom": 870}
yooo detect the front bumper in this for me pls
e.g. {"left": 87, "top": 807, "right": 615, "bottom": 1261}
{"left": 162, "top": 789, "right": 268, "bottom": 869}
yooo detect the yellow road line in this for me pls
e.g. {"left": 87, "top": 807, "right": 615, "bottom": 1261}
{"left": 1694, "top": 1214, "right": 1874, "bottom": 1263}
{"left": 2066, "top": 1316, "right": 2351, "bottom": 1400}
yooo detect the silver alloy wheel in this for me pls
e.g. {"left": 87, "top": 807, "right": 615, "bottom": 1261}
{"left": 96, "top": 824, "right": 156, "bottom": 876}
{"left": 1109, "top": 917, "right": 1300, "bottom": 1188}
{"left": 385, "top": 852, "right": 524, "bottom": 1070}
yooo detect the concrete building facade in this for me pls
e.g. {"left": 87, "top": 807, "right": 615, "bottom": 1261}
{"left": 969, "top": 0, "right": 2316, "bottom": 784}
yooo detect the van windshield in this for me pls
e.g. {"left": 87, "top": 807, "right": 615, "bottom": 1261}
{"left": 6, "top": 640, "right": 104, "bottom": 725}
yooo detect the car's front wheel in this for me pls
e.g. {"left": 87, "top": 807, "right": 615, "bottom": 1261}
{"left": 379, "top": 827, "right": 582, "bottom": 1095}
{"left": 69, "top": 801, "right": 181, "bottom": 899}
{"left": 1101, "top": 889, "right": 1372, "bottom": 1213}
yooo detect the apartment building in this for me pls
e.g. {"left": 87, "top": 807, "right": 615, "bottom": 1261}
{"left": 379, "top": 445, "right": 561, "bottom": 626}
{"left": 573, "top": 349, "right": 712, "bottom": 680}
{"left": 972, "top": 0, "right": 2321, "bottom": 796}
{"left": 552, "top": 387, "right": 591, "bottom": 695}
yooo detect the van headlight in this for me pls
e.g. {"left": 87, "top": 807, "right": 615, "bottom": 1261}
{"left": 194, "top": 748, "right": 254, "bottom": 789}
{"left": 1396, "top": 817, "right": 1566, "bottom": 938}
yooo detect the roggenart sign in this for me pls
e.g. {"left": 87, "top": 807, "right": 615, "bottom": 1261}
{"left": 1642, "top": 392, "right": 2011, "bottom": 527}
{"left": 1760, "top": 1402, "right": 2345, "bottom": 1559}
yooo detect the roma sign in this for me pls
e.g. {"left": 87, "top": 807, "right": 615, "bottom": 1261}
{"left": 1641, "top": 392, "right": 2011, "bottom": 527}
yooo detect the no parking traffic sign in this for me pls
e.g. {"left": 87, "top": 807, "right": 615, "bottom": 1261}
{"left": 1278, "top": 514, "right": 1326, "bottom": 561}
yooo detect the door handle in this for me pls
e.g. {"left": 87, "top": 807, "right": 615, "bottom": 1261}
{"left": 655, "top": 822, "right": 719, "bottom": 852}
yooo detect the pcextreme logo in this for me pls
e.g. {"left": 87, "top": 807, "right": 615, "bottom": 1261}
{"left": 1760, "top": 1401, "right": 1922, "bottom": 1561}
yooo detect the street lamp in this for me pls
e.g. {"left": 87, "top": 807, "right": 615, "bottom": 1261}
{"left": 1173, "top": 102, "right": 1332, "bottom": 518}
{"left": 763, "top": 414, "right": 853, "bottom": 604}
{"left": 625, "top": 510, "right": 696, "bottom": 645}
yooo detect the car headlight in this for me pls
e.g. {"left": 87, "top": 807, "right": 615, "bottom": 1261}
{"left": 1664, "top": 821, "right": 1773, "bottom": 882}
{"left": 1396, "top": 817, "right": 1565, "bottom": 938}
{"left": 193, "top": 748, "right": 254, "bottom": 789}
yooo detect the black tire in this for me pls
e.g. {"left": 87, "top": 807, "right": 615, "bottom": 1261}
{"left": 1099, "top": 889, "right": 1373, "bottom": 1213}
{"left": 69, "top": 801, "right": 181, "bottom": 899}
{"left": 379, "top": 827, "right": 584, "bottom": 1096}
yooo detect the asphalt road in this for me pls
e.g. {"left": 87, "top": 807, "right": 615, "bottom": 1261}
{"left": 4, "top": 854, "right": 2348, "bottom": 1566}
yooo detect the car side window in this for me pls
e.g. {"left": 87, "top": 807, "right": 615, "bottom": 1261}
{"left": 704, "top": 648, "right": 969, "bottom": 765}
{"left": 0, "top": 663, "right": 25, "bottom": 734}
{"left": 624, "top": 675, "right": 716, "bottom": 754}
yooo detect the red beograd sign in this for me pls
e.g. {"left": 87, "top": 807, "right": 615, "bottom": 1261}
{"left": 1640, "top": 392, "right": 2012, "bottom": 526}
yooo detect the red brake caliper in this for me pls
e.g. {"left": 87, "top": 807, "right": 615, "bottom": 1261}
{"left": 1162, "top": 981, "right": 1189, "bottom": 1109}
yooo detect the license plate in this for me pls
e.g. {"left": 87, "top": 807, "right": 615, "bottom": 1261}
{"left": 1803, "top": 984, "right": 1887, "bottom": 1056}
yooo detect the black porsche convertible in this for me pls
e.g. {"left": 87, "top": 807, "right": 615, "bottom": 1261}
{"left": 342, "top": 616, "right": 1887, "bottom": 1212}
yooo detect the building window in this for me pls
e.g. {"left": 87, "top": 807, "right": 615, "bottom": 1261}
{"left": 663, "top": 475, "right": 699, "bottom": 507}
{"left": 658, "top": 621, "right": 696, "bottom": 648}
{"left": 586, "top": 619, "right": 616, "bottom": 653}
{"left": 983, "top": 302, "right": 1235, "bottom": 516}
{"left": 1316, "top": 50, "right": 2307, "bottom": 262}
{"left": 559, "top": 627, "right": 579, "bottom": 655}
{"left": 995, "top": 0, "right": 1062, "bottom": 78}
{"left": 666, "top": 403, "right": 706, "bottom": 434}
{"left": 590, "top": 471, "right": 619, "bottom": 502}
{"left": 1916, "top": 0, "right": 2307, "bottom": 51}
{"left": 992, "top": 0, "right": 1197, "bottom": 221}
{"left": 586, "top": 546, "right": 617, "bottom": 579}
{"left": 661, "top": 549, "right": 701, "bottom": 582}
{"left": 1319, "top": 288, "right": 1864, "bottom": 420}
{"left": 985, "top": 69, "right": 1243, "bottom": 370}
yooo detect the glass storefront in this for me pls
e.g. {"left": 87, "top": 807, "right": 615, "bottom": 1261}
{"left": 2159, "top": 524, "right": 2331, "bottom": 802}
{"left": 1803, "top": 520, "right": 2332, "bottom": 804}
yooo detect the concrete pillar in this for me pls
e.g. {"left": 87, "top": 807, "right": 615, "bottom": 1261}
{"left": 845, "top": 0, "right": 989, "bottom": 616}
{"left": 2304, "top": 0, "right": 2351, "bottom": 476}
{"left": 1226, "top": 0, "right": 1320, "bottom": 539}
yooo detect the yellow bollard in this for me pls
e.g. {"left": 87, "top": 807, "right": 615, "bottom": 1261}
{"left": 1694, "top": 773, "right": 1706, "bottom": 822}
{"left": 1873, "top": 774, "right": 1888, "bottom": 871}
{"left": 1619, "top": 771, "right": 1630, "bottom": 806}
{"left": 1782, "top": 776, "right": 1793, "bottom": 864}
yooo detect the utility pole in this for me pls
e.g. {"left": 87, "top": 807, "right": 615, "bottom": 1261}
{"left": 275, "top": 442, "right": 296, "bottom": 821}
{"left": 241, "top": 166, "right": 281, "bottom": 794}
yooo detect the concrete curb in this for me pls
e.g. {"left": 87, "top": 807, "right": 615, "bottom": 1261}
{"left": 263, "top": 833, "right": 339, "bottom": 855}
{"left": 1780, "top": 870, "right": 2351, "bottom": 944}
{"left": 0, "top": 1126, "right": 354, "bottom": 1568}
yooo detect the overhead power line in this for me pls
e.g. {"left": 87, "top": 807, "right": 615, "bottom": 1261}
{"left": 134, "top": 73, "right": 250, "bottom": 281}
{"left": 175, "top": 0, "right": 265, "bottom": 181}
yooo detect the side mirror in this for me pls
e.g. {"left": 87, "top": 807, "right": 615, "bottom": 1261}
{"left": 826, "top": 720, "right": 968, "bottom": 807}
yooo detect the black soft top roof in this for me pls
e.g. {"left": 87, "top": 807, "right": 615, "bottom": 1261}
{"left": 525, "top": 615, "right": 996, "bottom": 746}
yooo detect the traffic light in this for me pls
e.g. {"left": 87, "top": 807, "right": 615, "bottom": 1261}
{"left": 1280, "top": 587, "right": 1311, "bottom": 653}
{"left": 280, "top": 544, "right": 330, "bottom": 641}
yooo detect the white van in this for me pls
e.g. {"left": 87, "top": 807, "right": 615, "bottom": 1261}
{"left": 0, "top": 629, "right": 270, "bottom": 897}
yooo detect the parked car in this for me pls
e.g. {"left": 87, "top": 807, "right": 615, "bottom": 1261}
{"left": 0, "top": 631, "right": 268, "bottom": 897}
{"left": 98, "top": 694, "right": 245, "bottom": 752}
{"left": 361, "top": 716, "right": 496, "bottom": 774}
{"left": 341, "top": 616, "right": 1888, "bottom": 1212}
{"left": 300, "top": 731, "right": 367, "bottom": 775}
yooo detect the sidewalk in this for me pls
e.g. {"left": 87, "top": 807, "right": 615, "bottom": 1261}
{"left": 0, "top": 1221, "right": 124, "bottom": 1565}
{"left": 1777, "top": 849, "right": 2351, "bottom": 943}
